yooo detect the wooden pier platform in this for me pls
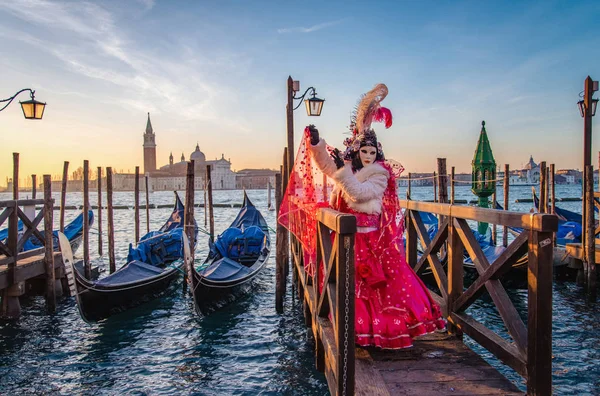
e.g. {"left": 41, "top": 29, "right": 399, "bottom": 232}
{"left": 355, "top": 333, "right": 521, "bottom": 395}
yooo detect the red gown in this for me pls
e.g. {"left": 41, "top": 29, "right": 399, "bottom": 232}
{"left": 338, "top": 195, "right": 445, "bottom": 349}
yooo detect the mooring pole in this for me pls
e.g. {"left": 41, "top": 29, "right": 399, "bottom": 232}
{"left": 450, "top": 167, "right": 455, "bottom": 204}
{"left": 145, "top": 173, "right": 150, "bottom": 234}
{"left": 206, "top": 164, "right": 214, "bottom": 243}
{"left": 97, "top": 166, "right": 103, "bottom": 256}
{"left": 83, "top": 160, "right": 91, "bottom": 279}
{"left": 31, "top": 174, "right": 36, "bottom": 199}
{"left": 275, "top": 171, "right": 285, "bottom": 313}
{"left": 60, "top": 161, "right": 69, "bottom": 233}
{"left": 503, "top": 164, "right": 510, "bottom": 248}
{"left": 184, "top": 161, "right": 195, "bottom": 286}
{"left": 43, "top": 175, "right": 56, "bottom": 313}
{"left": 106, "top": 167, "right": 116, "bottom": 274}
{"left": 134, "top": 166, "right": 140, "bottom": 243}
{"left": 12, "top": 152, "right": 19, "bottom": 200}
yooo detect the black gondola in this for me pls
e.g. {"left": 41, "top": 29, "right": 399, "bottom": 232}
{"left": 60, "top": 192, "right": 197, "bottom": 322}
{"left": 189, "top": 192, "right": 270, "bottom": 314}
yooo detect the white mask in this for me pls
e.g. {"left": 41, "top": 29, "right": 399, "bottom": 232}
{"left": 359, "top": 145, "right": 377, "bottom": 166}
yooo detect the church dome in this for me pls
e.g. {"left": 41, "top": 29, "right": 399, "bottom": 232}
{"left": 190, "top": 143, "right": 206, "bottom": 163}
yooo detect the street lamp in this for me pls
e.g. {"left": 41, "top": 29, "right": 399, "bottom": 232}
{"left": 286, "top": 76, "right": 325, "bottom": 175}
{"left": 578, "top": 98, "right": 598, "bottom": 117}
{"left": 0, "top": 88, "right": 46, "bottom": 120}
{"left": 293, "top": 85, "right": 325, "bottom": 117}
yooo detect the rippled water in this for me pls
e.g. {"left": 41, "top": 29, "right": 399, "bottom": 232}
{"left": 0, "top": 185, "right": 598, "bottom": 395}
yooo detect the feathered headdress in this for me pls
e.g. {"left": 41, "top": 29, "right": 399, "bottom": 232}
{"left": 343, "top": 83, "right": 393, "bottom": 157}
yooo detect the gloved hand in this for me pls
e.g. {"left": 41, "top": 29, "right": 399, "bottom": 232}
{"left": 307, "top": 124, "right": 319, "bottom": 145}
{"left": 330, "top": 148, "right": 345, "bottom": 169}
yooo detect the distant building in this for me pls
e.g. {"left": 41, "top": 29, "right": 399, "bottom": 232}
{"left": 236, "top": 169, "right": 278, "bottom": 189}
{"left": 141, "top": 114, "right": 236, "bottom": 190}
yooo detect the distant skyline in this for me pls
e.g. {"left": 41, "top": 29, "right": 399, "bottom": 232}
{"left": 1, "top": 0, "right": 599, "bottom": 186}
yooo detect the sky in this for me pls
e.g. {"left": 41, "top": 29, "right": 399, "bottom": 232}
{"left": 1, "top": 0, "right": 599, "bottom": 186}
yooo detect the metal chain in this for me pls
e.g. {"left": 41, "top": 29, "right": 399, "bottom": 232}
{"left": 342, "top": 235, "right": 350, "bottom": 396}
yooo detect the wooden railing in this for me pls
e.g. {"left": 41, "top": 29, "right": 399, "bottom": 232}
{"left": 1, "top": 176, "right": 56, "bottom": 317}
{"left": 290, "top": 208, "right": 356, "bottom": 396}
{"left": 402, "top": 199, "right": 557, "bottom": 395}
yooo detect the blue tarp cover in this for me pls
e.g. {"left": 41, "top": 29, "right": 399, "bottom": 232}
{"left": 203, "top": 257, "right": 252, "bottom": 281}
{"left": 212, "top": 225, "right": 265, "bottom": 259}
{"left": 96, "top": 260, "right": 165, "bottom": 286}
{"left": 127, "top": 228, "right": 184, "bottom": 266}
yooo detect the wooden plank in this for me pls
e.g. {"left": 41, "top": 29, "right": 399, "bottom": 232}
{"left": 317, "top": 209, "right": 357, "bottom": 234}
{"left": 0, "top": 201, "right": 17, "bottom": 209}
{"left": 399, "top": 200, "right": 558, "bottom": 232}
{"left": 414, "top": 217, "right": 448, "bottom": 274}
{"left": 355, "top": 348, "right": 390, "bottom": 396}
{"left": 364, "top": 333, "right": 522, "bottom": 395}
{"left": 335, "top": 233, "right": 355, "bottom": 396}
{"left": 447, "top": 216, "right": 464, "bottom": 332}
{"left": 455, "top": 232, "right": 529, "bottom": 311}
{"left": 0, "top": 252, "right": 63, "bottom": 290}
{"left": 450, "top": 312, "right": 526, "bottom": 376}
{"left": 411, "top": 212, "right": 448, "bottom": 299}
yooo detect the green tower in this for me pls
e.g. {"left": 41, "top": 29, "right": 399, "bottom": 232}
{"left": 471, "top": 121, "right": 496, "bottom": 235}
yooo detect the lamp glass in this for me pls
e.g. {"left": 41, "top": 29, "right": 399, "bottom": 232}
{"left": 20, "top": 99, "right": 45, "bottom": 119}
{"left": 592, "top": 99, "right": 598, "bottom": 117}
{"left": 578, "top": 100, "right": 585, "bottom": 118}
{"left": 305, "top": 97, "right": 324, "bottom": 116}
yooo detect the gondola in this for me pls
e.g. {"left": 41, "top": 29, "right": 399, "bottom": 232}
{"left": 532, "top": 189, "right": 582, "bottom": 247}
{"left": 1, "top": 210, "right": 94, "bottom": 254}
{"left": 60, "top": 192, "right": 197, "bottom": 322}
{"left": 190, "top": 192, "right": 270, "bottom": 314}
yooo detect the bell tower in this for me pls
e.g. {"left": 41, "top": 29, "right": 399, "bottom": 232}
{"left": 143, "top": 112, "right": 157, "bottom": 174}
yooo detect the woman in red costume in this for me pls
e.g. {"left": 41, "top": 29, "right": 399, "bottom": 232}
{"left": 305, "top": 83, "right": 445, "bottom": 349}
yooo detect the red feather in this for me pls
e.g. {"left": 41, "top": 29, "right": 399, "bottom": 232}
{"left": 373, "top": 107, "right": 393, "bottom": 128}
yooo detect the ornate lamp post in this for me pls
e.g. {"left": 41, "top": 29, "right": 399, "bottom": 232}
{"left": 286, "top": 76, "right": 325, "bottom": 175}
{"left": 0, "top": 88, "right": 46, "bottom": 119}
{"left": 471, "top": 120, "right": 496, "bottom": 235}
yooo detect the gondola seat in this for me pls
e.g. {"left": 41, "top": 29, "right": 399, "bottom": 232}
{"left": 203, "top": 257, "right": 252, "bottom": 281}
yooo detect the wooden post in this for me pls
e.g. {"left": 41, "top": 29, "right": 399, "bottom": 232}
{"left": 83, "top": 160, "right": 91, "bottom": 279}
{"left": 12, "top": 152, "right": 19, "bottom": 200}
{"left": 145, "top": 173, "right": 150, "bottom": 234}
{"left": 539, "top": 161, "right": 547, "bottom": 214}
{"left": 492, "top": 179, "right": 497, "bottom": 245}
{"left": 545, "top": 167, "right": 550, "bottom": 214}
{"left": 106, "top": 167, "right": 116, "bottom": 274}
{"left": 206, "top": 164, "right": 214, "bottom": 242}
{"left": 275, "top": 172, "right": 285, "bottom": 313}
{"left": 60, "top": 161, "right": 69, "bottom": 232}
{"left": 585, "top": 165, "right": 596, "bottom": 290}
{"left": 527, "top": 228, "right": 553, "bottom": 395}
{"left": 336, "top": 233, "right": 355, "bottom": 396}
{"left": 203, "top": 177, "right": 208, "bottom": 227}
{"left": 97, "top": 166, "right": 103, "bottom": 256}
{"left": 43, "top": 175, "right": 56, "bottom": 313}
{"left": 450, "top": 167, "right": 455, "bottom": 204}
{"left": 31, "top": 174, "right": 37, "bottom": 199}
{"left": 134, "top": 166, "right": 140, "bottom": 243}
{"left": 282, "top": 148, "right": 290, "bottom": 279}
{"left": 503, "top": 164, "right": 510, "bottom": 248}
{"left": 184, "top": 161, "right": 195, "bottom": 286}
{"left": 448, "top": 216, "right": 464, "bottom": 335}
{"left": 582, "top": 77, "right": 595, "bottom": 259}
{"left": 550, "top": 164, "right": 555, "bottom": 214}
{"left": 433, "top": 171, "right": 437, "bottom": 202}
{"left": 407, "top": 172, "right": 412, "bottom": 200}
{"left": 437, "top": 159, "right": 448, "bottom": 204}
{"left": 266, "top": 180, "right": 271, "bottom": 209}
{"left": 286, "top": 76, "right": 295, "bottom": 183}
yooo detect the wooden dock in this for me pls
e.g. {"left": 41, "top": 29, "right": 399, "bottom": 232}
{"left": 355, "top": 333, "right": 521, "bottom": 395}
{"left": 276, "top": 170, "right": 556, "bottom": 395}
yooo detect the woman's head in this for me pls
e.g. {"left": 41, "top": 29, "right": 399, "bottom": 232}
{"left": 349, "top": 134, "right": 385, "bottom": 170}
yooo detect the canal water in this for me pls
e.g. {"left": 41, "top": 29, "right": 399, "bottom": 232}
{"left": 0, "top": 185, "right": 598, "bottom": 395}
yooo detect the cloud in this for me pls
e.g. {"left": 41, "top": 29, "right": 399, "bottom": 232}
{"left": 0, "top": 0, "right": 251, "bottom": 130}
{"left": 277, "top": 18, "right": 346, "bottom": 34}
